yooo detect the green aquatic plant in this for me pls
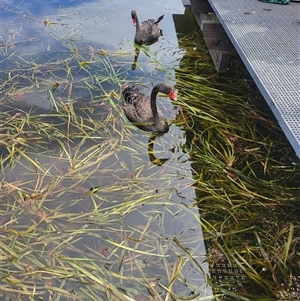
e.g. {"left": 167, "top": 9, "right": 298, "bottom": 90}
{"left": 175, "top": 31, "right": 300, "bottom": 300}
{"left": 1, "top": 7, "right": 299, "bottom": 301}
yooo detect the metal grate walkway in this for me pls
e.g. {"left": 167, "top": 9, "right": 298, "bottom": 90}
{"left": 206, "top": 0, "right": 300, "bottom": 157}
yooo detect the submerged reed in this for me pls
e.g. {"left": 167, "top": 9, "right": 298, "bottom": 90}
{"left": 175, "top": 31, "right": 300, "bottom": 300}
{"left": 0, "top": 6, "right": 299, "bottom": 301}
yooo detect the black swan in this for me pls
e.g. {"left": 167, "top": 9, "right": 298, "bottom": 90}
{"left": 131, "top": 10, "right": 164, "bottom": 45}
{"left": 122, "top": 83, "right": 177, "bottom": 134}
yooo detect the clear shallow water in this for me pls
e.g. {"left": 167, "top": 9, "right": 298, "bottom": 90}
{"left": 0, "top": 0, "right": 215, "bottom": 300}
{"left": 1, "top": 1, "right": 300, "bottom": 301}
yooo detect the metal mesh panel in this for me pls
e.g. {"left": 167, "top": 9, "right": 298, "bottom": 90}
{"left": 207, "top": 0, "right": 300, "bottom": 157}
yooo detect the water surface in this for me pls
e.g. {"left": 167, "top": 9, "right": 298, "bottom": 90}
{"left": 1, "top": 0, "right": 299, "bottom": 300}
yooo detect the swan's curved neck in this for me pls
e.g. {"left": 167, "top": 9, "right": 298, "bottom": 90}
{"left": 150, "top": 86, "right": 161, "bottom": 120}
{"left": 135, "top": 15, "right": 140, "bottom": 31}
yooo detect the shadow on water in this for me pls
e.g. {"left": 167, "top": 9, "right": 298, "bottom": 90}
{"left": 1, "top": 1, "right": 300, "bottom": 301}
{"left": 174, "top": 6, "right": 300, "bottom": 301}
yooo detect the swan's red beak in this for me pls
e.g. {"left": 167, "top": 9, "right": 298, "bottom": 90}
{"left": 132, "top": 18, "right": 137, "bottom": 26}
{"left": 169, "top": 91, "right": 177, "bottom": 101}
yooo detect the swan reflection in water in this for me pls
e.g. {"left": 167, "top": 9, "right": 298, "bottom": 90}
{"left": 131, "top": 47, "right": 141, "bottom": 71}
{"left": 147, "top": 134, "right": 169, "bottom": 166}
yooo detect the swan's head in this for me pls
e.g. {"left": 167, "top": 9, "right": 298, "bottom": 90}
{"left": 153, "top": 83, "right": 177, "bottom": 101}
{"left": 131, "top": 10, "right": 137, "bottom": 26}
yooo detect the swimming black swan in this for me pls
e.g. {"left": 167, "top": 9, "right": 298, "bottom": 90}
{"left": 122, "top": 83, "right": 177, "bottom": 134}
{"left": 131, "top": 10, "right": 164, "bottom": 45}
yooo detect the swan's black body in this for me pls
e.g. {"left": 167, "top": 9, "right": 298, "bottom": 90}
{"left": 131, "top": 10, "right": 164, "bottom": 45}
{"left": 122, "top": 83, "right": 176, "bottom": 134}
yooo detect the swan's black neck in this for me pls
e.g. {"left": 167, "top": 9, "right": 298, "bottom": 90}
{"left": 135, "top": 15, "right": 140, "bottom": 31}
{"left": 150, "top": 84, "right": 163, "bottom": 120}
